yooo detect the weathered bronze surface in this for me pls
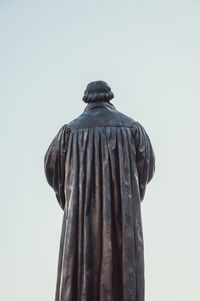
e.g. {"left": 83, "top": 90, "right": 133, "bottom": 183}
{"left": 44, "top": 82, "right": 155, "bottom": 301}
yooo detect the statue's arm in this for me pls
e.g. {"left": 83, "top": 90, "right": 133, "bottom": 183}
{"left": 44, "top": 124, "right": 69, "bottom": 210}
{"left": 133, "top": 122, "right": 155, "bottom": 201}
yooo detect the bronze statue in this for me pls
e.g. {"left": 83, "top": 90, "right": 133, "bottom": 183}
{"left": 44, "top": 81, "right": 155, "bottom": 301}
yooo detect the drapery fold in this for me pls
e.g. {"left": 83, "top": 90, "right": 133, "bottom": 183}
{"left": 44, "top": 121, "right": 155, "bottom": 301}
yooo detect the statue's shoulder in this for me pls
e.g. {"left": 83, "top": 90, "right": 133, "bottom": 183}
{"left": 110, "top": 108, "right": 138, "bottom": 129}
{"left": 66, "top": 104, "right": 139, "bottom": 131}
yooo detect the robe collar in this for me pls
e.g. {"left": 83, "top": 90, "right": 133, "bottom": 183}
{"left": 84, "top": 101, "right": 116, "bottom": 112}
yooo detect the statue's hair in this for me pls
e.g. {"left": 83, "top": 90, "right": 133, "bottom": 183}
{"left": 82, "top": 80, "right": 114, "bottom": 103}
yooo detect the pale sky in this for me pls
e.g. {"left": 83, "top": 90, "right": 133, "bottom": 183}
{"left": 1, "top": 1, "right": 200, "bottom": 300}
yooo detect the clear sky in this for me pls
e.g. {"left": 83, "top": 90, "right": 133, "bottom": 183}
{"left": 1, "top": 0, "right": 200, "bottom": 300}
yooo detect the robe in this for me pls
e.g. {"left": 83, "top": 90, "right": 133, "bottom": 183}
{"left": 44, "top": 101, "right": 155, "bottom": 301}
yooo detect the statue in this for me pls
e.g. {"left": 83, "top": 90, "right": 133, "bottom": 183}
{"left": 44, "top": 81, "right": 155, "bottom": 301}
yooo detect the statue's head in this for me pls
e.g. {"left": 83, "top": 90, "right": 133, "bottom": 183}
{"left": 82, "top": 80, "right": 114, "bottom": 103}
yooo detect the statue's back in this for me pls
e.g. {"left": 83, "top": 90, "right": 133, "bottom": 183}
{"left": 44, "top": 82, "right": 155, "bottom": 301}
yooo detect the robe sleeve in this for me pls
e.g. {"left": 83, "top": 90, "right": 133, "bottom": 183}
{"left": 44, "top": 124, "right": 69, "bottom": 210}
{"left": 133, "top": 122, "right": 155, "bottom": 201}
